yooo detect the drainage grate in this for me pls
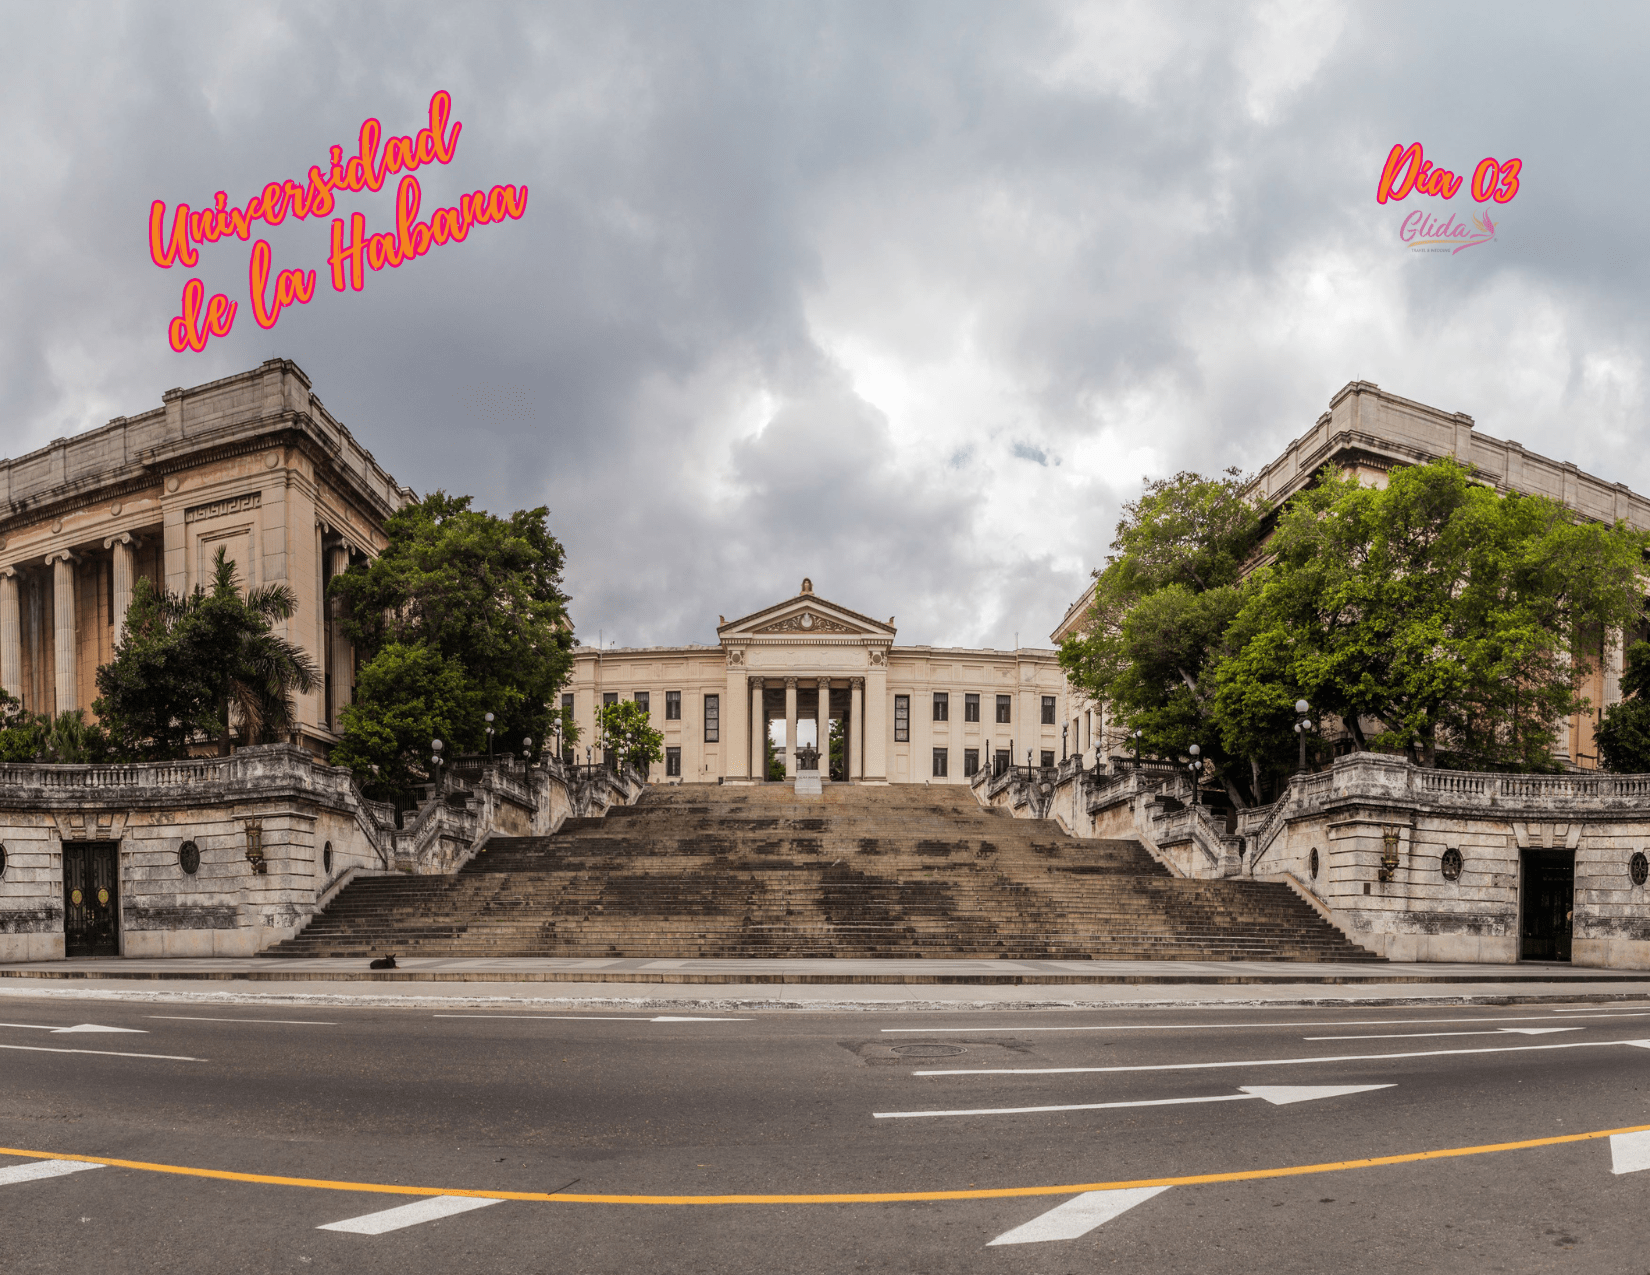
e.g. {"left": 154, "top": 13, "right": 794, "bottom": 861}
{"left": 889, "top": 1044, "right": 968, "bottom": 1058}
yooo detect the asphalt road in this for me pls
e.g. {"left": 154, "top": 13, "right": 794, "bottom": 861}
{"left": 4, "top": 995, "right": 1650, "bottom": 1273}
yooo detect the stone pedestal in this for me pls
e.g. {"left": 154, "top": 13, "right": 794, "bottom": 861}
{"left": 794, "top": 768, "right": 822, "bottom": 797}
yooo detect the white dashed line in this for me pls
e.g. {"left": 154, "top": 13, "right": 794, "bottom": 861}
{"left": 875, "top": 1083, "right": 1392, "bottom": 1119}
{"left": 0, "top": 1043, "right": 204, "bottom": 1062}
{"left": 0, "top": 1159, "right": 105, "bottom": 1187}
{"left": 987, "top": 1186, "right": 1172, "bottom": 1245}
{"left": 914, "top": 1037, "right": 1650, "bottom": 1076}
{"left": 882, "top": 1013, "right": 1650, "bottom": 1034}
{"left": 318, "top": 1195, "right": 503, "bottom": 1234}
{"left": 431, "top": 1015, "right": 748, "bottom": 1023}
{"left": 147, "top": 1016, "right": 337, "bottom": 1026}
{"left": 1303, "top": 1028, "right": 1580, "bottom": 1041}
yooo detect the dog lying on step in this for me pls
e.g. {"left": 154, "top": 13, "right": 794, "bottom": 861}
{"left": 369, "top": 954, "right": 398, "bottom": 970}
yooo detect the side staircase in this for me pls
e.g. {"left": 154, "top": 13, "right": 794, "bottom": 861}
{"left": 262, "top": 785, "right": 1379, "bottom": 961}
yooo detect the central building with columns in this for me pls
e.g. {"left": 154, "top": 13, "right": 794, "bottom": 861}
{"left": 564, "top": 580, "right": 1070, "bottom": 785}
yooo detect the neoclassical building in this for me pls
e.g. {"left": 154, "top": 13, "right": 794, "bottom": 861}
{"left": 564, "top": 581, "right": 1070, "bottom": 785}
{"left": 0, "top": 359, "right": 412, "bottom": 751}
{"left": 1052, "top": 380, "right": 1650, "bottom": 770}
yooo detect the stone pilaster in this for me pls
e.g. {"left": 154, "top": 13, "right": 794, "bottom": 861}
{"left": 818, "top": 678, "right": 831, "bottom": 777}
{"left": 750, "top": 677, "right": 765, "bottom": 779}
{"left": 327, "top": 544, "right": 351, "bottom": 730}
{"left": 0, "top": 567, "right": 19, "bottom": 702}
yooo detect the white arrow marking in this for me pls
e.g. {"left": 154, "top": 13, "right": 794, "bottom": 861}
{"left": 0, "top": 1159, "right": 105, "bottom": 1187}
{"left": 874, "top": 1083, "right": 1392, "bottom": 1119}
{"left": 0, "top": 1022, "right": 147, "bottom": 1034}
{"left": 1304, "top": 1028, "right": 1580, "bottom": 1041}
{"left": 319, "top": 1194, "right": 502, "bottom": 1234}
{"left": 987, "top": 1186, "right": 1172, "bottom": 1245}
{"left": 915, "top": 1038, "right": 1650, "bottom": 1076}
{"left": 1611, "top": 1131, "right": 1650, "bottom": 1175}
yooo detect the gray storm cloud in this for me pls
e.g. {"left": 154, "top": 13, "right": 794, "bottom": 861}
{"left": 1, "top": 1, "right": 1645, "bottom": 649}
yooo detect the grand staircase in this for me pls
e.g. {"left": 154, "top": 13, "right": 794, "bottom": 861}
{"left": 262, "top": 785, "right": 1379, "bottom": 961}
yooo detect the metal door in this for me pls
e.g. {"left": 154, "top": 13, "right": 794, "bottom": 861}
{"left": 1520, "top": 850, "right": 1574, "bottom": 962}
{"left": 63, "top": 841, "right": 120, "bottom": 957}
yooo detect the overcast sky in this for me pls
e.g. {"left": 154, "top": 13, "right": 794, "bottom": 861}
{"left": 3, "top": 2, "right": 1645, "bottom": 650}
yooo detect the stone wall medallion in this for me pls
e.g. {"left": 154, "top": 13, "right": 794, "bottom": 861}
{"left": 179, "top": 841, "right": 200, "bottom": 875}
{"left": 1309, "top": 847, "right": 1318, "bottom": 879}
{"left": 1632, "top": 852, "right": 1648, "bottom": 887}
{"left": 1441, "top": 847, "right": 1463, "bottom": 882}
{"left": 0, "top": 844, "right": 6, "bottom": 877}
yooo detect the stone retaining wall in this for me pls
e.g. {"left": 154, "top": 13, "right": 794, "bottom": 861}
{"left": 0, "top": 746, "right": 644, "bottom": 960}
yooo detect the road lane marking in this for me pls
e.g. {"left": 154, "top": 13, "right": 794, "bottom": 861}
{"left": 4, "top": 1119, "right": 1649, "bottom": 1205}
{"left": 319, "top": 1194, "right": 503, "bottom": 1234}
{"left": 874, "top": 1083, "right": 1393, "bottom": 1119}
{"left": 882, "top": 1013, "right": 1650, "bottom": 1034}
{"left": 430, "top": 1015, "right": 749, "bottom": 1022}
{"left": 0, "top": 1159, "right": 105, "bottom": 1186}
{"left": 148, "top": 1016, "right": 336, "bottom": 1026}
{"left": 1303, "top": 1028, "right": 1580, "bottom": 1041}
{"left": 914, "top": 1037, "right": 1650, "bottom": 1076}
{"left": 0, "top": 1044, "right": 204, "bottom": 1062}
{"left": 0, "top": 1022, "right": 147, "bottom": 1034}
{"left": 1611, "top": 1131, "right": 1650, "bottom": 1174}
{"left": 987, "top": 1186, "right": 1171, "bottom": 1245}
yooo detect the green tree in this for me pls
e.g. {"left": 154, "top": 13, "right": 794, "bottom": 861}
{"left": 1598, "top": 641, "right": 1650, "bottom": 773}
{"left": 329, "top": 642, "right": 479, "bottom": 800}
{"left": 597, "top": 699, "right": 664, "bottom": 773}
{"left": 0, "top": 691, "right": 113, "bottom": 763}
{"left": 332, "top": 493, "right": 575, "bottom": 754}
{"left": 1214, "top": 460, "right": 1646, "bottom": 772}
{"left": 1059, "top": 468, "right": 1263, "bottom": 805}
{"left": 94, "top": 551, "right": 318, "bottom": 759}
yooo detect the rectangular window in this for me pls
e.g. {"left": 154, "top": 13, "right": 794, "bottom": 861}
{"left": 964, "top": 693, "right": 980, "bottom": 723}
{"left": 603, "top": 748, "right": 617, "bottom": 769}
{"left": 932, "top": 747, "right": 949, "bottom": 778}
{"left": 635, "top": 691, "right": 650, "bottom": 715}
{"left": 933, "top": 692, "right": 949, "bottom": 721}
{"left": 602, "top": 692, "right": 618, "bottom": 706}
{"left": 665, "top": 690, "right": 681, "bottom": 720}
{"left": 993, "top": 748, "right": 1010, "bottom": 776}
{"left": 963, "top": 748, "right": 980, "bottom": 777}
{"left": 894, "top": 695, "right": 910, "bottom": 742}
{"left": 561, "top": 693, "right": 574, "bottom": 712}
{"left": 665, "top": 747, "right": 681, "bottom": 777}
{"left": 704, "top": 694, "right": 719, "bottom": 742}
{"left": 1041, "top": 750, "right": 1055, "bottom": 768}
{"left": 996, "top": 695, "right": 1012, "bottom": 724}
{"left": 1041, "top": 696, "right": 1056, "bottom": 725}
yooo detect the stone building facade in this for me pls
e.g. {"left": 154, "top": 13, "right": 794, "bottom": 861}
{"left": 565, "top": 580, "right": 1071, "bottom": 785}
{"left": 0, "top": 359, "right": 412, "bottom": 752}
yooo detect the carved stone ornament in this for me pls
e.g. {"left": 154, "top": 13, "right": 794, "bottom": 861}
{"left": 726, "top": 647, "right": 745, "bottom": 667}
{"left": 868, "top": 649, "right": 887, "bottom": 667}
{"left": 755, "top": 610, "right": 854, "bottom": 635}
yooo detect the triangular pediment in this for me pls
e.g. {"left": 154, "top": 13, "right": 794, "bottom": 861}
{"left": 718, "top": 585, "right": 895, "bottom": 639}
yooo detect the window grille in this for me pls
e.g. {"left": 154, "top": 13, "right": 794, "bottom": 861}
{"left": 665, "top": 747, "right": 681, "bottom": 777}
{"left": 635, "top": 691, "right": 650, "bottom": 714}
{"left": 1041, "top": 750, "right": 1055, "bottom": 768}
{"left": 995, "top": 695, "right": 1012, "bottom": 724}
{"left": 933, "top": 692, "right": 949, "bottom": 721}
{"left": 964, "top": 693, "right": 980, "bottom": 722}
{"left": 932, "top": 748, "right": 948, "bottom": 778}
{"left": 704, "top": 694, "right": 719, "bottom": 742}
{"left": 963, "top": 748, "right": 979, "bottom": 777}
{"left": 665, "top": 691, "right": 681, "bottom": 720}
{"left": 894, "top": 695, "right": 910, "bottom": 742}
{"left": 1041, "top": 696, "right": 1056, "bottom": 724}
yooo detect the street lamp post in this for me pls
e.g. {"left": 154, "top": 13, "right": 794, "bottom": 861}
{"left": 1061, "top": 722, "right": 1068, "bottom": 763}
{"left": 430, "top": 737, "right": 443, "bottom": 792}
{"left": 521, "top": 736, "right": 533, "bottom": 767}
{"left": 1294, "top": 699, "right": 1313, "bottom": 773}
{"left": 1188, "top": 742, "right": 1201, "bottom": 807}
{"left": 484, "top": 711, "right": 495, "bottom": 763}
{"left": 1132, "top": 728, "right": 1142, "bottom": 765}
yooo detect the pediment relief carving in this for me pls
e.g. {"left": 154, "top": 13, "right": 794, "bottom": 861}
{"left": 754, "top": 610, "right": 857, "bottom": 635}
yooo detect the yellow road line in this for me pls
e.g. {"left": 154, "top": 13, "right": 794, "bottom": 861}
{"left": 2, "top": 1123, "right": 1645, "bottom": 1206}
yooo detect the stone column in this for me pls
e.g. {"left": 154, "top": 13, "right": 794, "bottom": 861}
{"left": 1604, "top": 628, "right": 1626, "bottom": 711}
{"left": 818, "top": 678, "right": 832, "bottom": 779}
{"left": 850, "top": 677, "right": 864, "bottom": 781}
{"left": 47, "top": 551, "right": 77, "bottom": 714}
{"left": 327, "top": 544, "right": 352, "bottom": 730}
{"left": 750, "top": 677, "right": 765, "bottom": 779}
{"left": 1553, "top": 645, "right": 1574, "bottom": 767}
{"left": 0, "top": 568, "right": 20, "bottom": 702}
{"left": 864, "top": 656, "right": 888, "bottom": 782}
{"left": 105, "top": 534, "right": 135, "bottom": 643}
{"left": 784, "top": 677, "right": 798, "bottom": 779}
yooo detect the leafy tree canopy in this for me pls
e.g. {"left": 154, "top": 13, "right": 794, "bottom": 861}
{"left": 597, "top": 699, "right": 664, "bottom": 774}
{"left": 0, "top": 691, "right": 114, "bottom": 763}
{"left": 94, "top": 551, "right": 318, "bottom": 759}
{"left": 329, "top": 643, "right": 480, "bottom": 801}
{"left": 1598, "top": 640, "right": 1650, "bottom": 773}
{"left": 333, "top": 492, "right": 574, "bottom": 758}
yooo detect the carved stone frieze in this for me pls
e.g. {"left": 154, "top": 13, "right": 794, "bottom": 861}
{"left": 755, "top": 610, "right": 855, "bottom": 635}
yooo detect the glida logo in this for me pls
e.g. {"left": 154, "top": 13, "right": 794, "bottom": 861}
{"left": 1376, "top": 142, "right": 1520, "bottom": 255}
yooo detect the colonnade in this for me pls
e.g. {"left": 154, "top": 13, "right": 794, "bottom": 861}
{"left": 0, "top": 536, "right": 138, "bottom": 715}
{"left": 748, "top": 675, "right": 866, "bottom": 781}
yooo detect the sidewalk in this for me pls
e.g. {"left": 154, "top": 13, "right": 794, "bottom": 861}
{"left": 2, "top": 956, "right": 1649, "bottom": 1011}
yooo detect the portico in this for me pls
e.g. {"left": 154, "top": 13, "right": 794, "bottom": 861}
{"left": 565, "top": 579, "right": 1069, "bottom": 786}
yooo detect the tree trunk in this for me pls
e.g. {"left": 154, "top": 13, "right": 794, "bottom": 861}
{"left": 1347, "top": 714, "right": 1369, "bottom": 751}
{"left": 1250, "top": 756, "right": 1264, "bottom": 804}
{"left": 1220, "top": 772, "right": 1248, "bottom": 809}
{"left": 218, "top": 694, "right": 232, "bottom": 757}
